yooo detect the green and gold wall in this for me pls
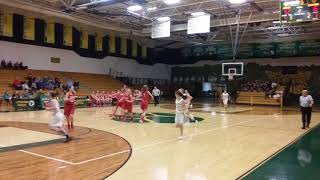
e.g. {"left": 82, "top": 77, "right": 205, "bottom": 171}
{"left": 0, "top": 11, "right": 152, "bottom": 62}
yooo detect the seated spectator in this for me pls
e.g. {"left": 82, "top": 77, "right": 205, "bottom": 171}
{"left": 74, "top": 80, "right": 80, "bottom": 90}
{"left": 27, "top": 73, "right": 34, "bottom": 82}
{"left": 11, "top": 91, "right": 22, "bottom": 99}
{"left": 271, "top": 81, "right": 277, "bottom": 89}
{"left": 67, "top": 79, "right": 74, "bottom": 89}
{"left": 2, "top": 90, "right": 12, "bottom": 107}
{"left": 13, "top": 77, "right": 22, "bottom": 90}
{"left": 22, "top": 82, "right": 30, "bottom": 90}
{"left": 54, "top": 77, "right": 61, "bottom": 88}
{"left": 1, "top": 59, "right": 6, "bottom": 68}
{"left": 7, "top": 61, "right": 13, "bottom": 69}
{"left": 22, "top": 90, "right": 32, "bottom": 99}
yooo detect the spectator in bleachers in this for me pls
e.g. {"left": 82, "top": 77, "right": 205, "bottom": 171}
{"left": 19, "top": 62, "right": 28, "bottom": 70}
{"left": 241, "top": 80, "right": 272, "bottom": 93}
{"left": 1, "top": 59, "right": 6, "bottom": 68}
{"left": 21, "top": 82, "right": 30, "bottom": 90}
{"left": 13, "top": 77, "right": 22, "bottom": 90}
{"left": 13, "top": 62, "right": 19, "bottom": 70}
{"left": 0, "top": 60, "right": 27, "bottom": 70}
{"left": 54, "top": 77, "right": 61, "bottom": 88}
{"left": 271, "top": 81, "right": 277, "bottom": 89}
{"left": 67, "top": 79, "right": 74, "bottom": 89}
{"left": 74, "top": 80, "right": 80, "bottom": 90}
{"left": 31, "top": 81, "right": 37, "bottom": 90}
{"left": 22, "top": 90, "right": 32, "bottom": 99}
{"left": 11, "top": 91, "right": 22, "bottom": 99}
{"left": 7, "top": 61, "right": 13, "bottom": 69}
{"left": 2, "top": 90, "right": 11, "bottom": 108}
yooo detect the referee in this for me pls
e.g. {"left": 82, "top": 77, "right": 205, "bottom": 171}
{"left": 299, "top": 90, "right": 314, "bottom": 129}
{"left": 152, "top": 86, "right": 161, "bottom": 106}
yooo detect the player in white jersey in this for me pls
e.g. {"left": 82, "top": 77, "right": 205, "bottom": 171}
{"left": 221, "top": 90, "right": 230, "bottom": 110}
{"left": 46, "top": 92, "right": 71, "bottom": 143}
{"left": 183, "top": 89, "right": 195, "bottom": 121}
{"left": 175, "top": 90, "right": 187, "bottom": 140}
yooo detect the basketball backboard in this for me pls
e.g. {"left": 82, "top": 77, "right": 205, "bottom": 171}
{"left": 222, "top": 62, "right": 244, "bottom": 76}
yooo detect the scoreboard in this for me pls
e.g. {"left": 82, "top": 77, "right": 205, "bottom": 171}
{"left": 280, "top": 0, "right": 320, "bottom": 22}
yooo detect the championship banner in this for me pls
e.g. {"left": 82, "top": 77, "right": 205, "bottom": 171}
{"left": 24, "top": 17, "right": 35, "bottom": 40}
{"left": 12, "top": 98, "right": 36, "bottom": 111}
{"left": 132, "top": 40, "right": 138, "bottom": 57}
{"left": 142, "top": 46, "right": 147, "bottom": 59}
{"left": 64, "top": 25, "right": 73, "bottom": 46}
{"left": 109, "top": 35, "right": 116, "bottom": 54}
{"left": 121, "top": 37, "right": 127, "bottom": 56}
{"left": 45, "top": 22, "right": 55, "bottom": 43}
{"left": 81, "top": 31, "right": 88, "bottom": 49}
{"left": 3, "top": 13, "right": 13, "bottom": 37}
{"left": 96, "top": 34, "right": 103, "bottom": 51}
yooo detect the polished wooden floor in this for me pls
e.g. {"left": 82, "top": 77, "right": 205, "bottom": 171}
{"left": 0, "top": 103, "right": 319, "bottom": 180}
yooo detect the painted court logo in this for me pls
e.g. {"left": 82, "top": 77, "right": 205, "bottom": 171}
{"left": 28, "top": 100, "right": 35, "bottom": 107}
{"left": 113, "top": 113, "right": 204, "bottom": 123}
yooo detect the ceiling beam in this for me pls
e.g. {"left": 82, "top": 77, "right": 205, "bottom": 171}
{"left": 142, "top": 13, "right": 278, "bottom": 34}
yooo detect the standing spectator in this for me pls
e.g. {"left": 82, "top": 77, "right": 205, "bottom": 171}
{"left": 7, "top": 61, "right": 13, "bottom": 69}
{"left": 13, "top": 62, "right": 19, "bottom": 70}
{"left": 1, "top": 59, "right": 6, "bottom": 68}
{"left": 299, "top": 90, "right": 314, "bottom": 129}
{"left": 19, "top": 62, "right": 27, "bottom": 70}
{"left": 152, "top": 86, "right": 161, "bottom": 106}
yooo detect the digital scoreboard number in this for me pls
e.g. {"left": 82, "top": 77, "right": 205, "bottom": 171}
{"left": 280, "top": 0, "right": 320, "bottom": 22}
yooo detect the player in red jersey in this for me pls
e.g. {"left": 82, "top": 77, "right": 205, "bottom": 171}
{"left": 64, "top": 87, "right": 76, "bottom": 131}
{"left": 140, "top": 85, "right": 153, "bottom": 123}
{"left": 110, "top": 85, "right": 127, "bottom": 117}
{"left": 124, "top": 88, "right": 134, "bottom": 120}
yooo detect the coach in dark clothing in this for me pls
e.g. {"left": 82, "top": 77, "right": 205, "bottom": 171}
{"left": 299, "top": 90, "right": 314, "bottom": 129}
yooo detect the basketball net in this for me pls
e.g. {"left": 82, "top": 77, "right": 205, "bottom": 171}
{"left": 228, "top": 74, "right": 234, "bottom": 80}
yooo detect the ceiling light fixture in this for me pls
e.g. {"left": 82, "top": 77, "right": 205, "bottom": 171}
{"left": 147, "top": 7, "right": 157, "bottom": 11}
{"left": 127, "top": 5, "right": 143, "bottom": 12}
{"left": 156, "top": 16, "right": 170, "bottom": 22}
{"left": 191, "top": 12, "right": 206, "bottom": 16}
{"left": 163, "top": 0, "right": 180, "bottom": 5}
{"left": 228, "top": 0, "right": 246, "bottom": 4}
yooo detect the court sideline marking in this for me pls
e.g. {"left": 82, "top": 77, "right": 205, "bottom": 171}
{"left": 19, "top": 150, "right": 75, "bottom": 165}
{"left": 0, "top": 144, "right": 74, "bottom": 165}
{"left": 56, "top": 114, "right": 263, "bottom": 167}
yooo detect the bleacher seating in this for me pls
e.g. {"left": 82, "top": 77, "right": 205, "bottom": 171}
{"left": 0, "top": 69, "right": 124, "bottom": 96}
{"left": 266, "top": 70, "right": 311, "bottom": 94}
{"left": 236, "top": 92, "right": 282, "bottom": 106}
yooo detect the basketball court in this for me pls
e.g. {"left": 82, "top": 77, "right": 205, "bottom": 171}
{"left": 0, "top": 104, "right": 318, "bottom": 179}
